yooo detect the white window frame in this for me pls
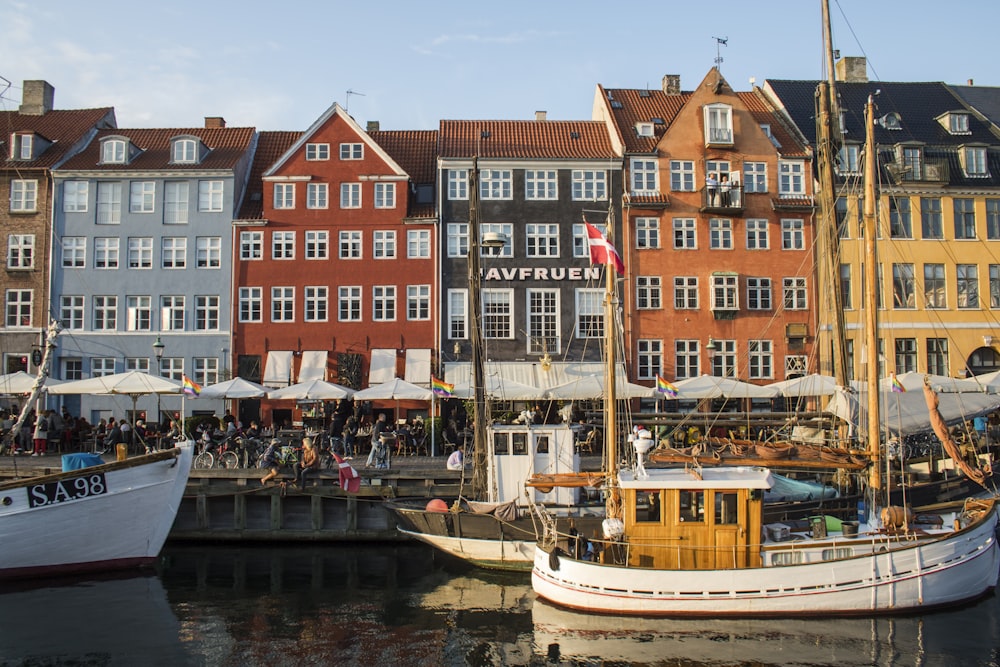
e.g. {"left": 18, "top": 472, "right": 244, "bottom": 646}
{"left": 746, "top": 219, "right": 769, "bottom": 250}
{"left": 161, "top": 237, "right": 187, "bottom": 269}
{"left": 238, "top": 287, "right": 262, "bottom": 323}
{"left": 669, "top": 160, "right": 695, "bottom": 192}
{"left": 101, "top": 139, "right": 126, "bottom": 164}
{"left": 125, "top": 357, "right": 150, "bottom": 373}
{"left": 709, "top": 218, "right": 733, "bottom": 249}
{"left": 92, "top": 295, "right": 118, "bottom": 331}
{"left": 63, "top": 181, "right": 89, "bottom": 212}
{"left": 675, "top": 339, "right": 700, "bottom": 380}
{"left": 339, "top": 231, "right": 362, "bottom": 259}
{"left": 743, "top": 162, "right": 767, "bottom": 193}
{"left": 407, "top": 229, "right": 431, "bottom": 258}
{"left": 340, "top": 183, "right": 361, "bottom": 209}
{"left": 525, "top": 170, "right": 558, "bottom": 200}
{"left": 673, "top": 218, "right": 697, "bottom": 249}
{"left": 525, "top": 224, "right": 559, "bottom": 258}
{"left": 128, "top": 237, "right": 152, "bottom": 269}
{"left": 372, "top": 285, "right": 396, "bottom": 322}
{"left": 193, "top": 357, "right": 219, "bottom": 386}
{"left": 274, "top": 183, "right": 295, "bottom": 209}
{"left": 305, "top": 143, "right": 330, "bottom": 161}
{"left": 240, "top": 231, "right": 263, "bottom": 260}
{"left": 338, "top": 286, "right": 362, "bottom": 322}
{"left": 527, "top": 288, "right": 560, "bottom": 355}
{"left": 747, "top": 277, "right": 772, "bottom": 310}
{"left": 271, "top": 287, "right": 295, "bottom": 322}
{"left": 272, "top": 231, "right": 295, "bottom": 260}
{"left": 407, "top": 285, "right": 431, "bottom": 321}
{"left": 96, "top": 182, "right": 122, "bottom": 224}
{"left": 576, "top": 288, "right": 604, "bottom": 339}
{"left": 704, "top": 103, "right": 733, "bottom": 144}
{"left": 5, "top": 289, "right": 32, "bottom": 327}
{"left": 480, "top": 169, "right": 512, "bottom": 200}
{"left": 447, "top": 289, "right": 467, "bottom": 340}
{"left": 374, "top": 182, "right": 395, "bottom": 209}
{"left": 448, "top": 170, "right": 468, "bottom": 200}
{"left": 10, "top": 179, "right": 38, "bottom": 212}
{"left": 781, "top": 219, "right": 805, "bottom": 250}
{"left": 62, "top": 237, "right": 86, "bottom": 268}
{"left": 172, "top": 138, "right": 197, "bottom": 163}
{"left": 196, "top": 237, "right": 221, "bottom": 269}
{"left": 748, "top": 340, "right": 774, "bottom": 379}
{"left": 636, "top": 217, "right": 660, "bottom": 249}
{"left": 783, "top": 277, "right": 808, "bottom": 310}
{"left": 307, "top": 183, "right": 328, "bottom": 209}
{"left": 630, "top": 158, "right": 659, "bottom": 195}
{"left": 164, "top": 181, "right": 189, "bottom": 224}
{"left": 964, "top": 146, "right": 989, "bottom": 177}
{"left": 194, "top": 295, "right": 220, "bottom": 331}
{"left": 94, "top": 237, "right": 119, "bottom": 269}
{"left": 778, "top": 160, "right": 806, "bottom": 197}
{"left": 7, "top": 234, "right": 33, "bottom": 269}
{"left": 712, "top": 275, "right": 739, "bottom": 311}
{"left": 129, "top": 181, "right": 155, "bottom": 213}
{"left": 571, "top": 170, "right": 607, "bottom": 201}
{"left": 61, "top": 296, "right": 85, "bottom": 330}
{"left": 199, "top": 180, "right": 224, "bottom": 212}
{"left": 636, "top": 276, "right": 662, "bottom": 310}
{"left": 92, "top": 358, "right": 117, "bottom": 377}
{"left": 637, "top": 339, "right": 662, "bottom": 380}
{"left": 339, "top": 143, "right": 363, "bottom": 160}
{"left": 373, "top": 230, "right": 397, "bottom": 259}
{"left": 305, "top": 231, "right": 328, "bottom": 260}
{"left": 160, "top": 295, "right": 186, "bottom": 331}
{"left": 480, "top": 223, "right": 513, "bottom": 258}
{"left": 304, "top": 286, "right": 328, "bottom": 322}
{"left": 673, "top": 277, "right": 698, "bottom": 310}
{"left": 126, "top": 295, "right": 151, "bottom": 331}
{"left": 482, "top": 289, "right": 514, "bottom": 340}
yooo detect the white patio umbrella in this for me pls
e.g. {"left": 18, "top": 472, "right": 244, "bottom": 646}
{"left": 47, "top": 371, "right": 183, "bottom": 429}
{"left": 450, "top": 376, "right": 545, "bottom": 401}
{"left": 544, "top": 375, "right": 656, "bottom": 400}
{"left": 267, "top": 379, "right": 355, "bottom": 401}
{"left": 879, "top": 371, "right": 980, "bottom": 393}
{"left": 671, "top": 374, "right": 778, "bottom": 399}
{"left": 0, "top": 371, "right": 50, "bottom": 395}
{"left": 198, "top": 377, "right": 274, "bottom": 399}
{"left": 352, "top": 377, "right": 433, "bottom": 401}
{"left": 768, "top": 373, "right": 839, "bottom": 397}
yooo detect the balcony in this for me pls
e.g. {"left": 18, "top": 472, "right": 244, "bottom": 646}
{"left": 700, "top": 185, "right": 744, "bottom": 214}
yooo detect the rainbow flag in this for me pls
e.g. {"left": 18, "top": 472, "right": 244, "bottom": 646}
{"left": 890, "top": 373, "right": 906, "bottom": 393}
{"left": 431, "top": 376, "right": 454, "bottom": 398}
{"left": 182, "top": 375, "right": 202, "bottom": 397}
{"left": 656, "top": 374, "right": 678, "bottom": 398}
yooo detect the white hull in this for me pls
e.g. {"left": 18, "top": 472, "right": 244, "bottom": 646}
{"left": 399, "top": 527, "right": 535, "bottom": 571}
{"left": 533, "top": 506, "right": 999, "bottom": 616}
{"left": 0, "top": 444, "right": 193, "bottom": 578}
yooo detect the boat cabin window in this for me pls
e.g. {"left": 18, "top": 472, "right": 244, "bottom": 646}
{"left": 512, "top": 432, "right": 528, "bottom": 455}
{"left": 822, "top": 547, "right": 853, "bottom": 560}
{"left": 714, "top": 491, "right": 738, "bottom": 524}
{"left": 635, "top": 490, "right": 661, "bottom": 523}
{"left": 534, "top": 434, "right": 549, "bottom": 454}
{"left": 679, "top": 490, "right": 705, "bottom": 522}
{"left": 493, "top": 432, "right": 509, "bottom": 454}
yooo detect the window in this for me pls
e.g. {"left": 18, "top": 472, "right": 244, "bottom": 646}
{"left": 126, "top": 357, "right": 151, "bottom": 372}
{"left": 748, "top": 340, "right": 773, "bottom": 379}
{"left": 573, "top": 222, "right": 605, "bottom": 257}
{"left": 172, "top": 138, "right": 197, "bottom": 163}
{"left": 924, "top": 264, "right": 946, "bottom": 308}
{"left": 712, "top": 275, "right": 738, "bottom": 311}
{"left": 96, "top": 182, "right": 122, "bottom": 224}
{"left": 305, "top": 231, "right": 328, "bottom": 259}
{"left": 63, "top": 181, "right": 89, "bottom": 212}
{"left": 7, "top": 234, "right": 33, "bottom": 269}
{"left": 711, "top": 339, "right": 737, "bottom": 378}
{"left": 836, "top": 198, "right": 850, "bottom": 237}
{"left": 164, "top": 182, "right": 189, "bottom": 224}
{"left": 340, "top": 231, "right": 362, "bottom": 259}
{"left": 272, "top": 231, "right": 295, "bottom": 259}
{"left": 576, "top": 289, "right": 603, "bottom": 339}
{"left": 480, "top": 223, "right": 513, "bottom": 258}
{"left": 101, "top": 139, "right": 126, "bottom": 164}
{"left": 704, "top": 104, "right": 733, "bottom": 144}
{"left": 274, "top": 183, "right": 295, "bottom": 209}
{"left": 778, "top": 161, "right": 805, "bottom": 197}
{"left": 10, "top": 179, "right": 37, "bottom": 212}
{"left": 447, "top": 223, "right": 469, "bottom": 258}
{"left": 571, "top": 170, "right": 607, "bottom": 200}
{"left": 373, "top": 286, "right": 396, "bottom": 321}
{"left": 889, "top": 197, "right": 911, "bottom": 238}
{"left": 129, "top": 181, "right": 155, "bottom": 213}
{"left": 161, "top": 296, "right": 185, "bottom": 331}
{"left": 193, "top": 358, "right": 219, "bottom": 386}
{"left": 635, "top": 218, "right": 660, "bottom": 249}
{"left": 448, "top": 170, "right": 468, "bottom": 200}
{"left": 194, "top": 296, "right": 220, "bottom": 330}
{"left": 673, "top": 218, "right": 697, "bottom": 249}
{"left": 480, "top": 169, "right": 512, "bottom": 200}
{"left": 271, "top": 287, "right": 294, "bottom": 322}
{"left": 199, "top": 180, "right": 224, "bottom": 212}
{"left": 674, "top": 277, "right": 698, "bottom": 309}
{"left": 637, "top": 339, "right": 662, "bottom": 380}
{"left": 636, "top": 277, "right": 662, "bottom": 309}
{"left": 94, "top": 237, "right": 119, "bottom": 269}
{"left": 892, "top": 263, "right": 915, "bottom": 309}
{"left": 372, "top": 230, "right": 396, "bottom": 259}
{"left": 5, "top": 289, "right": 31, "bottom": 327}
{"left": 992, "top": 265, "right": 1000, "bottom": 309}
{"left": 669, "top": 160, "right": 695, "bottom": 192}
{"left": 240, "top": 231, "right": 263, "bottom": 260}
{"left": 63, "top": 359, "right": 83, "bottom": 380}
{"left": 746, "top": 219, "right": 768, "bottom": 249}
{"left": 307, "top": 183, "right": 328, "bottom": 209}
{"left": 526, "top": 224, "right": 559, "bottom": 257}
{"left": 407, "top": 285, "right": 430, "bottom": 321}
{"left": 482, "top": 289, "right": 513, "bottom": 339}
{"left": 196, "top": 237, "right": 221, "bottom": 268}
{"left": 525, "top": 170, "right": 558, "bottom": 200}
{"left": 304, "top": 286, "right": 328, "bottom": 322}
{"left": 305, "top": 143, "right": 329, "bottom": 161}
{"left": 374, "top": 183, "right": 395, "bottom": 208}
{"left": 339, "top": 143, "right": 363, "bottom": 160}
{"left": 675, "top": 340, "right": 699, "bottom": 379}
{"left": 895, "top": 338, "right": 917, "bottom": 374}
{"left": 61, "top": 296, "right": 84, "bottom": 330}
{"left": 238, "top": 287, "right": 262, "bottom": 322}
{"left": 448, "top": 289, "right": 467, "bottom": 339}
{"left": 950, "top": 114, "right": 970, "bottom": 134}
{"left": 709, "top": 219, "right": 733, "bottom": 249}
{"left": 527, "top": 289, "right": 559, "bottom": 355}
{"left": 340, "top": 183, "right": 361, "bottom": 208}
{"left": 743, "top": 162, "right": 767, "bottom": 193}
{"left": 927, "top": 338, "right": 949, "bottom": 376}
{"left": 963, "top": 147, "right": 988, "bottom": 176}
{"left": 62, "top": 237, "right": 86, "bottom": 268}
{"left": 954, "top": 198, "right": 976, "bottom": 239}
{"left": 837, "top": 145, "right": 860, "bottom": 174}
{"left": 159, "top": 358, "right": 184, "bottom": 381}
{"left": 126, "top": 295, "right": 151, "bottom": 331}
{"left": 338, "top": 286, "right": 361, "bottom": 322}
{"left": 902, "top": 147, "right": 922, "bottom": 180}
{"left": 13, "top": 133, "right": 34, "bottom": 160}
{"left": 747, "top": 277, "right": 772, "bottom": 310}
{"left": 957, "top": 264, "right": 979, "bottom": 308}
{"left": 921, "top": 197, "right": 942, "bottom": 239}
{"left": 988, "top": 200, "right": 1000, "bottom": 240}
{"left": 92, "top": 358, "right": 117, "bottom": 377}
{"left": 128, "top": 236, "right": 153, "bottom": 269}
{"left": 161, "top": 237, "right": 186, "bottom": 269}
{"left": 93, "top": 295, "right": 117, "bottom": 331}
{"left": 630, "top": 158, "right": 659, "bottom": 194}
{"left": 407, "top": 230, "right": 431, "bottom": 258}
{"left": 781, "top": 219, "right": 805, "bottom": 249}
{"left": 783, "top": 277, "right": 808, "bottom": 310}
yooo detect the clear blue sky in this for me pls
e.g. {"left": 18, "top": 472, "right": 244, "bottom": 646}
{"left": 2, "top": 0, "right": 996, "bottom": 131}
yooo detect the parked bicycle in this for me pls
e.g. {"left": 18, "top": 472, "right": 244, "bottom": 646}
{"left": 194, "top": 431, "right": 245, "bottom": 469}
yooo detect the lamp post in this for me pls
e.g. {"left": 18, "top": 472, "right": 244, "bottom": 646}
{"left": 152, "top": 335, "right": 165, "bottom": 428}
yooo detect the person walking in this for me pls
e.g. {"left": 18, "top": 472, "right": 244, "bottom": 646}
{"left": 32, "top": 410, "right": 49, "bottom": 456}
{"left": 259, "top": 438, "right": 281, "bottom": 485}
{"left": 366, "top": 413, "right": 391, "bottom": 468}
{"left": 293, "top": 437, "right": 320, "bottom": 489}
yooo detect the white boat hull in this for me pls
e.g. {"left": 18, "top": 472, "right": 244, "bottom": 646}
{"left": 0, "top": 444, "right": 193, "bottom": 578}
{"left": 533, "top": 506, "right": 999, "bottom": 616}
{"left": 399, "top": 527, "right": 535, "bottom": 571}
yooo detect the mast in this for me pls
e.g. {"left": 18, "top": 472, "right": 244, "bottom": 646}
{"left": 861, "top": 96, "right": 882, "bottom": 490}
{"left": 5, "top": 321, "right": 59, "bottom": 452}
{"left": 467, "top": 158, "right": 491, "bottom": 501}
{"left": 603, "top": 207, "right": 621, "bottom": 520}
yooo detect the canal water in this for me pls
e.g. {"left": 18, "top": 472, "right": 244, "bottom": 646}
{"left": 1, "top": 543, "right": 998, "bottom": 666}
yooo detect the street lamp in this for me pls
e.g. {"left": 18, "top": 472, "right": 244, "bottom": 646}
{"left": 152, "top": 336, "right": 165, "bottom": 429}
{"left": 706, "top": 337, "right": 717, "bottom": 376}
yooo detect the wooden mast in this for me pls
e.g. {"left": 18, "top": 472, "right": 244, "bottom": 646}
{"left": 861, "top": 96, "right": 882, "bottom": 490}
{"left": 467, "top": 158, "right": 491, "bottom": 501}
{"left": 603, "top": 207, "right": 621, "bottom": 520}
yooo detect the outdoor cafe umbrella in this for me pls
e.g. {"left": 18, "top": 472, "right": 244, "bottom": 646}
{"left": 670, "top": 374, "right": 778, "bottom": 399}
{"left": 266, "top": 379, "right": 355, "bottom": 401}
{"left": 47, "top": 371, "right": 183, "bottom": 427}
{"left": 767, "top": 373, "right": 838, "bottom": 397}
{"left": 351, "top": 377, "right": 434, "bottom": 401}
{"left": 198, "top": 377, "right": 274, "bottom": 400}
{"left": 544, "top": 375, "right": 657, "bottom": 400}
{"left": 0, "top": 371, "right": 52, "bottom": 395}
{"left": 450, "top": 376, "right": 545, "bottom": 401}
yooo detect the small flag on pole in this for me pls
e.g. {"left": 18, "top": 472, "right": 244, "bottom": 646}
{"left": 656, "top": 374, "right": 678, "bottom": 398}
{"left": 182, "top": 375, "right": 202, "bottom": 397}
{"left": 890, "top": 373, "right": 906, "bottom": 393}
{"left": 431, "top": 376, "right": 454, "bottom": 398}
{"left": 584, "top": 222, "right": 625, "bottom": 275}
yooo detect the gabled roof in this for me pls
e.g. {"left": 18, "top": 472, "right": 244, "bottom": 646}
{"left": 438, "top": 120, "right": 615, "bottom": 160}
{"left": 59, "top": 126, "right": 255, "bottom": 171}
{"left": 370, "top": 129, "right": 438, "bottom": 184}
{"left": 949, "top": 85, "right": 1000, "bottom": 137}
{"left": 739, "top": 90, "right": 810, "bottom": 159}
{"left": 596, "top": 85, "right": 688, "bottom": 153}
{"left": 0, "top": 107, "right": 115, "bottom": 169}
{"left": 235, "top": 131, "right": 300, "bottom": 221}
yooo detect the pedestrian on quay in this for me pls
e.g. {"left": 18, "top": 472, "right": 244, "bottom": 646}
{"left": 31, "top": 410, "right": 49, "bottom": 456}
{"left": 293, "top": 436, "right": 320, "bottom": 490}
{"left": 259, "top": 438, "right": 281, "bottom": 485}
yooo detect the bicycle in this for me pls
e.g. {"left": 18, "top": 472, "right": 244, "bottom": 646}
{"left": 194, "top": 432, "right": 244, "bottom": 469}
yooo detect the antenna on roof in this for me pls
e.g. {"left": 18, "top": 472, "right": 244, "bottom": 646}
{"left": 712, "top": 36, "right": 728, "bottom": 70}
{"left": 345, "top": 89, "right": 365, "bottom": 113}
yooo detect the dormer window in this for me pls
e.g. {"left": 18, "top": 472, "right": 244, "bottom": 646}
{"left": 11, "top": 133, "right": 34, "bottom": 160}
{"left": 879, "top": 113, "right": 902, "bottom": 131}
{"left": 635, "top": 122, "right": 654, "bottom": 137}
{"left": 949, "top": 113, "right": 970, "bottom": 135}
{"left": 101, "top": 138, "right": 128, "bottom": 164}
{"left": 837, "top": 144, "right": 860, "bottom": 175}
{"left": 760, "top": 124, "right": 781, "bottom": 148}
{"left": 961, "top": 145, "right": 989, "bottom": 177}
{"left": 172, "top": 138, "right": 199, "bottom": 164}
{"left": 704, "top": 104, "right": 733, "bottom": 145}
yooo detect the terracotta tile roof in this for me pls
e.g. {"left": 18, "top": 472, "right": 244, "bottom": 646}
{"left": 599, "top": 86, "right": 688, "bottom": 153}
{"left": 59, "top": 126, "right": 256, "bottom": 172}
{"left": 0, "top": 107, "right": 115, "bottom": 169}
{"left": 624, "top": 192, "right": 671, "bottom": 207}
{"left": 439, "top": 120, "right": 615, "bottom": 160}
{"left": 370, "top": 130, "right": 438, "bottom": 184}
{"left": 738, "top": 91, "right": 810, "bottom": 158}
{"left": 236, "top": 130, "right": 300, "bottom": 221}
{"left": 771, "top": 196, "right": 815, "bottom": 211}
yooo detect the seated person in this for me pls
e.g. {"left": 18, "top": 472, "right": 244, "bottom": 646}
{"left": 446, "top": 447, "right": 465, "bottom": 470}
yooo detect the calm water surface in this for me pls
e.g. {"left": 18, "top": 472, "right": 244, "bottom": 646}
{"left": 1, "top": 543, "right": 998, "bottom": 666}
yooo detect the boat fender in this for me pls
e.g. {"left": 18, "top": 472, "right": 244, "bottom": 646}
{"left": 549, "top": 547, "right": 563, "bottom": 571}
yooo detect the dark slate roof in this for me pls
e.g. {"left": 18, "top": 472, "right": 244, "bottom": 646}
{"left": 59, "top": 126, "right": 256, "bottom": 171}
{"left": 236, "top": 130, "right": 300, "bottom": 221}
{"left": 438, "top": 120, "right": 615, "bottom": 160}
{"left": 0, "top": 107, "right": 115, "bottom": 169}
{"left": 950, "top": 85, "right": 1000, "bottom": 133}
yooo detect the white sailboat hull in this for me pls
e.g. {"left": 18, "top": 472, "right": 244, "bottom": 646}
{"left": 399, "top": 527, "right": 536, "bottom": 571}
{"left": 533, "top": 506, "right": 999, "bottom": 616}
{"left": 0, "top": 444, "right": 193, "bottom": 578}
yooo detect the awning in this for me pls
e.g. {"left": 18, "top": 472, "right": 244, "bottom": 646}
{"left": 263, "top": 350, "right": 293, "bottom": 387}
{"left": 297, "top": 350, "right": 327, "bottom": 383}
{"left": 404, "top": 349, "right": 431, "bottom": 385}
{"left": 442, "top": 361, "right": 634, "bottom": 392}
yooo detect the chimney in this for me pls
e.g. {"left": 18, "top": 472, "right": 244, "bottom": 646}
{"left": 204, "top": 116, "right": 226, "bottom": 128}
{"left": 366, "top": 121, "right": 380, "bottom": 132}
{"left": 19, "top": 80, "right": 55, "bottom": 115}
{"left": 662, "top": 74, "right": 681, "bottom": 95}
{"left": 834, "top": 57, "right": 868, "bottom": 83}
{"left": 535, "top": 110, "right": 547, "bottom": 122}
{"left": 968, "top": 79, "right": 975, "bottom": 86}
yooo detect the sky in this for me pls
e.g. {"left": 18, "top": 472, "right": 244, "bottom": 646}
{"left": 1, "top": 0, "right": 997, "bottom": 132}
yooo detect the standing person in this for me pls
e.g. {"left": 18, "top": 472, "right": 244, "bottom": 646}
{"left": 343, "top": 415, "right": 358, "bottom": 459}
{"left": 293, "top": 436, "right": 320, "bottom": 490}
{"left": 366, "top": 413, "right": 390, "bottom": 468}
{"left": 259, "top": 438, "right": 281, "bottom": 485}
{"left": 720, "top": 174, "right": 731, "bottom": 207}
{"left": 32, "top": 410, "right": 49, "bottom": 456}
{"left": 705, "top": 171, "right": 719, "bottom": 206}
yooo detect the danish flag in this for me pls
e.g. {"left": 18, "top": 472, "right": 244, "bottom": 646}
{"left": 585, "top": 223, "right": 625, "bottom": 275}
{"left": 334, "top": 453, "right": 361, "bottom": 493}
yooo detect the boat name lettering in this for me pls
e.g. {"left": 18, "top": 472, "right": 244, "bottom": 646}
{"left": 27, "top": 473, "right": 108, "bottom": 508}
{"left": 482, "top": 267, "right": 600, "bottom": 282}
